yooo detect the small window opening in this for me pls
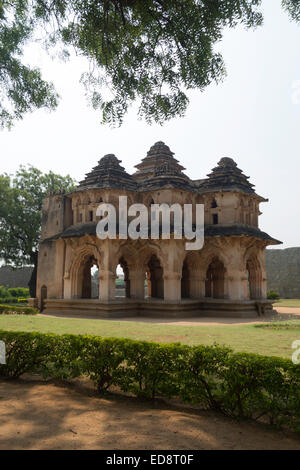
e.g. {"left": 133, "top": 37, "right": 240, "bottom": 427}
{"left": 212, "top": 214, "right": 218, "bottom": 225}
{"left": 211, "top": 199, "right": 217, "bottom": 208}
{"left": 89, "top": 211, "right": 93, "bottom": 222}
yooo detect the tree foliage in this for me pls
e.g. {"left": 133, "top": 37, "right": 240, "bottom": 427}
{"left": 0, "top": 0, "right": 58, "bottom": 128}
{"left": 0, "top": 165, "right": 76, "bottom": 294}
{"left": 0, "top": 1, "right": 299, "bottom": 127}
{"left": 282, "top": 0, "right": 300, "bottom": 22}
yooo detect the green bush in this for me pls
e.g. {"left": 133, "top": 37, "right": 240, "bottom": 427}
{"left": 0, "top": 296, "right": 28, "bottom": 304}
{"left": 0, "top": 297, "right": 20, "bottom": 304}
{"left": 7, "top": 287, "right": 30, "bottom": 298}
{"left": 0, "top": 330, "right": 299, "bottom": 432}
{"left": 0, "top": 286, "right": 9, "bottom": 298}
{"left": 0, "top": 286, "right": 30, "bottom": 298}
{"left": 0, "top": 331, "right": 56, "bottom": 378}
{"left": 267, "top": 289, "right": 280, "bottom": 300}
{"left": 0, "top": 304, "right": 38, "bottom": 315}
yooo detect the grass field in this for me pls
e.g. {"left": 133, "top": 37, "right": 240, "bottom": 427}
{"left": 1, "top": 314, "right": 300, "bottom": 359}
{"left": 274, "top": 299, "right": 300, "bottom": 308}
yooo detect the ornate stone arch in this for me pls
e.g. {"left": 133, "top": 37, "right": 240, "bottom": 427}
{"left": 142, "top": 193, "right": 155, "bottom": 208}
{"left": 69, "top": 243, "right": 103, "bottom": 298}
{"left": 243, "top": 247, "right": 263, "bottom": 299}
{"left": 201, "top": 247, "right": 229, "bottom": 275}
{"left": 137, "top": 241, "right": 166, "bottom": 269}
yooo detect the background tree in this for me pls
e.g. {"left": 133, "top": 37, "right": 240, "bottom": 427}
{"left": 0, "top": 165, "right": 76, "bottom": 296}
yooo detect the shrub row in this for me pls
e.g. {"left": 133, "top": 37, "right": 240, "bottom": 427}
{"left": 0, "top": 297, "right": 30, "bottom": 304}
{"left": 0, "top": 330, "right": 299, "bottom": 432}
{"left": 0, "top": 305, "right": 39, "bottom": 315}
{"left": 0, "top": 286, "right": 30, "bottom": 298}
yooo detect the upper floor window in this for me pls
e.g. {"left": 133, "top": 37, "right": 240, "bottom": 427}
{"left": 211, "top": 199, "right": 217, "bottom": 209}
{"left": 89, "top": 211, "right": 93, "bottom": 222}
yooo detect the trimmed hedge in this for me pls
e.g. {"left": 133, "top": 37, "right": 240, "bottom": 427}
{"left": 0, "top": 330, "right": 299, "bottom": 432}
{"left": 0, "top": 305, "right": 38, "bottom": 315}
{"left": 0, "top": 297, "right": 29, "bottom": 304}
{"left": 7, "top": 287, "right": 30, "bottom": 298}
{"left": 0, "top": 286, "right": 29, "bottom": 298}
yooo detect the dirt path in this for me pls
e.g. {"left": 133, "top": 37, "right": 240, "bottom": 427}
{"left": 276, "top": 307, "right": 300, "bottom": 316}
{"left": 0, "top": 378, "right": 299, "bottom": 450}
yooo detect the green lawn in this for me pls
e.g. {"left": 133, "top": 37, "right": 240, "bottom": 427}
{"left": 0, "top": 314, "right": 300, "bottom": 359}
{"left": 274, "top": 299, "right": 300, "bottom": 308}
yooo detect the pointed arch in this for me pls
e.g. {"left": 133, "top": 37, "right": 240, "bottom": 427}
{"left": 69, "top": 244, "right": 102, "bottom": 298}
{"left": 205, "top": 257, "right": 226, "bottom": 299}
{"left": 246, "top": 256, "right": 262, "bottom": 299}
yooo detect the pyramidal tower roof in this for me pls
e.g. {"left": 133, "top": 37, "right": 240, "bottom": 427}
{"left": 78, "top": 154, "right": 137, "bottom": 190}
{"left": 200, "top": 157, "right": 256, "bottom": 194}
{"left": 132, "top": 141, "right": 192, "bottom": 190}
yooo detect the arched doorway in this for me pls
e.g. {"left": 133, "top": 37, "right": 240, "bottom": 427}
{"left": 246, "top": 257, "right": 262, "bottom": 299}
{"left": 181, "top": 259, "right": 190, "bottom": 298}
{"left": 146, "top": 254, "right": 164, "bottom": 299}
{"left": 205, "top": 257, "right": 225, "bottom": 299}
{"left": 40, "top": 285, "right": 47, "bottom": 312}
{"left": 115, "top": 257, "right": 130, "bottom": 298}
{"left": 81, "top": 255, "right": 99, "bottom": 298}
{"left": 69, "top": 246, "right": 102, "bottom": 299}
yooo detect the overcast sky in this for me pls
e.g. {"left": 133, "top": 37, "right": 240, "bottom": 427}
{"left": 1, "top": 0, "right": 300, "bottom": 249}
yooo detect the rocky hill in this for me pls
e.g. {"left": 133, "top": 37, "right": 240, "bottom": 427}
{"left": 0, "top": 265, "right": 33, "bottom": 289}
{"left": 266, "top": 247, "right": 300, "bottom": 298}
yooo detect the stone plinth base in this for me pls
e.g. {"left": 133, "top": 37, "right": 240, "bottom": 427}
{"left": 43, "top": 298, "right": 276, "bottom": 319}
{"left": 28, "top": 298, "right": 39, "bottom": 308}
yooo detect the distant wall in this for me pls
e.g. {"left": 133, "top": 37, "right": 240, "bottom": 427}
{"left": 0, "top": 266, "right": 33, "bottom": 289}
{"left": 266, "top": 248, "right": 300, "bottom": 298}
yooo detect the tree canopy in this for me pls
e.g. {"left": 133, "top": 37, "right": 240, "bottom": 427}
{"left": 0, "top": 0, "right": 299, "bottom": 127}
{"left": 0, "top": 165, "right": 76, "bottom": 294}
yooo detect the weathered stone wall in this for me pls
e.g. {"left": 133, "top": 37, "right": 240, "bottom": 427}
{"left": 0, "top": 266, "right": 33, "bottom": 288}
{"left": 266, "top": 248, "right": 300, "bottom": 298}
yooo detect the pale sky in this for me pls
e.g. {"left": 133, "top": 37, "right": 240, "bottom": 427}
{"left": 1, "top": 0, "right": 299, "bottom": 249}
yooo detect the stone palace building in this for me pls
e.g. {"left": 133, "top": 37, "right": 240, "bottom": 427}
{"left": 36, "top": 141, "right": 281, "bottom": 318}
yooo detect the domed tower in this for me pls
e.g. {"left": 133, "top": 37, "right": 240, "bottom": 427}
{"left": 194, "top": 156, "right": 281, "bottom": 306}
{"left": 197, "top": 157, "right": 267, "bottom": 228}
{"left": 78, "top": 153, "right": 137, "bottom": 191}
{"left": 133, "top": 141, "right": 192, "bottom": 191}
{"left": 132, "top": 141, "right": 195, "bottom": 208}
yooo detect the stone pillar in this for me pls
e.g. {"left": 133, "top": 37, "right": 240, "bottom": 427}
{"left": 163, "top": 271, "right": 182, "bottom": 302}
{"left": 226, "top": 269, "right": 245, "bottom": 300}
{"left": 129, "top": 267, "right": 146, "bottom": 299}
{"left": 242, "top": 274, "right": 249, "bottom": 300}
{"left": 99, "top": 270, "right": 116, "bottom": 301}
{"left": 189, "top": 272, "right": 206, "bottom": 299}
{"left": 54, "top": 239, "right": 65, "bottom": 299}
{"left": 63, "top": 241, "right": 72, "bottom": 299}
{"left": 261, "top": 272, "right": 267, "bottom": 299}
{"left": 64, "top": 274, "right": 71, "bottom": 299}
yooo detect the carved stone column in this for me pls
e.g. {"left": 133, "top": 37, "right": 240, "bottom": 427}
{"left": 128, "top": 266, "right": 146, "bottom": 299}
{"left": 99, "top": 270, "right": 116, "bottom": 300}
{"left": 163, "top": 271, "right": 182, "bottom": 302}
{"left": 189, "top": 272, "right": 206, "bottom": 299}
{"left": 226, "top": 269, "right": 246, "bottom": 300}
